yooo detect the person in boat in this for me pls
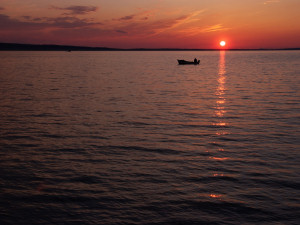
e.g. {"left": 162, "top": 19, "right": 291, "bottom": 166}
{"left": 194, "top": 58, "right": 197, "bottom": 63}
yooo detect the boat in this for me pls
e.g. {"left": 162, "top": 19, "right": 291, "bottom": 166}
{"left": 178, "top": 59, "right": 200, "bottom": 65}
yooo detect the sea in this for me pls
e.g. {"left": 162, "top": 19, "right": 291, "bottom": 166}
{"left": 0, "top": 50, "right": 299, "bottom": 225}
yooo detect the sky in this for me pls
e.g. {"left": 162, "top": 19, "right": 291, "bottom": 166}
{"left": 0, "top": 0, "right": 299, "bottom": 49}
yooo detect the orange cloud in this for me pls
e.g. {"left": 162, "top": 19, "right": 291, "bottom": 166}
{"left": 200, "top": 24, "right": 230, "bottom": 33}
{"left": 147, "top": 10, "right": 205, "bottom": 36}
{"left": 0, "top": 13, "right": 101, "bottom": 30}
{"left": 51, "top": 5, "right": 98, "bottom": 15}
{"left": 264, "top": 0, "right": 280, "bottom": 4}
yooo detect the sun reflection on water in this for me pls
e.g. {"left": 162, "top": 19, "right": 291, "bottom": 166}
{"left": 210, "top": 51, "right": 230, "bottom": 157}
{"left": 215, "top": 50, "right": 227, "bottom": 120}
{"left": 210, "top": 194, "right": 222, "bottom": 198}
{"left": 207, "top": 51, "right": 231, "bottom": 200}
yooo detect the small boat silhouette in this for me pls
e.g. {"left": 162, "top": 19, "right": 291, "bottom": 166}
{"left": 177, "top": 59, "right": 200, "bottom": 65}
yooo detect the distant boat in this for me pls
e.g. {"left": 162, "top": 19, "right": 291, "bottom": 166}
{"left": 177, "top": 59, "right": 200, "bottom": 65}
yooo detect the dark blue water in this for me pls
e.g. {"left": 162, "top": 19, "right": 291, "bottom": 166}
{"left": 0, "top": 51, "right": 299, "bottom": 224}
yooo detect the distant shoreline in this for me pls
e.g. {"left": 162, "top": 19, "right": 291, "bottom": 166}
{"left": 0, "top": 43, "right": 299, "bottom": 51}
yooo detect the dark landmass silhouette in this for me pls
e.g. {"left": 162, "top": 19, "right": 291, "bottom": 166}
{"left": 0, "top": 43, "right": 114, "bottom": 51}
{"left": 0, "top": 43, "right": 299, "bottom": 51}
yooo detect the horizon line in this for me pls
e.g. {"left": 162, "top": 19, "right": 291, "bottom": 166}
{"left": 0, "top": 42, "right": 300, "bottom": 51}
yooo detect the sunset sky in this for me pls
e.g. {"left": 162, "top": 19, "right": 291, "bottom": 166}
{"left": 0, "top": 0, "right": 299, "bottom": 49}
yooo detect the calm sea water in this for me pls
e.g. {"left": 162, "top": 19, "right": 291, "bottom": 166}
{"left": 0, "top": 50, "right": 299, "bottom": 225}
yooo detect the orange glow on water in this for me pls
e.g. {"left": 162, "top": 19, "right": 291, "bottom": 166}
{"left": 216, "top": 99, "right": 225, "bottom": 104}
{"left": 215, "top": 110, "right": 226, "bottom": 117}
{"left": 214, "top": 51, "right": 228, "bottom": 128}
{"left": 210, "top": 194, "right": 222, "bottom": 198}
{"left": 209, "top": 157, "right": 229, "bottom": 161}
{"left": 213, "top": 174, "right": 224, "bottom": 177}
{"left": 213, "top": 122, "right": 227, "bottom": 127}
{"left": 216, "top": 131, "right": 229, "bottom": 136}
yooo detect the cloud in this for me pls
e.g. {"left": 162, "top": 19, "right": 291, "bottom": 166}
{"left": 0, "top": 9, "right": 209, "bottom": 47}
{"left": 114, "top": 14, "right": 149, "bottom": 22}
{"left": 112, "top": 9, "right": 154, "bottom": 22}
{"left": 264, "top": 0, "right": 280, "bottom": 4}
{"left": 0, "top": 13, "right": 101, "bottom": 30}
{"left": 0, "top": 14, "right": 43, "bottom": 30}
{"left": 118, "top": 15, "right": 135, "bottom": 21}
{"left": 200, "top": 24, "right": 229, "bottom": 33}
{"left": 52, "top": 5, "right": 98, "bottom": 15}
{"left": 115, "top": 30, "right": 127, "bottom": 34}
{"left": 148, "top": 10, "right": 206, "bottom": 35}
{"left": 22, "top": 16, "right": 43, "bottom": 21}
{"left": 46, "top": 17, "right": 101, "bottom": 28}
{"left": 0, "top": 13, "right": 120, "bottom": 42}
{"left": 104, "top": 10, "right": 205, "bottom": 38}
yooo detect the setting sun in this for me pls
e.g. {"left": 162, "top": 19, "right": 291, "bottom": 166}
{"left": 220, "top": 41, "right": 226, "bottom": 47}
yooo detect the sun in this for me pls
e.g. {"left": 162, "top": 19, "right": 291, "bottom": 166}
{"left": 220, "top": 41, "right": 226, "bottom": 47}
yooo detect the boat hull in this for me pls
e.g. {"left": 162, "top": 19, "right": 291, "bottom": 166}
{"left": 177, "top": 59, "right": 200, "bottom": 65}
